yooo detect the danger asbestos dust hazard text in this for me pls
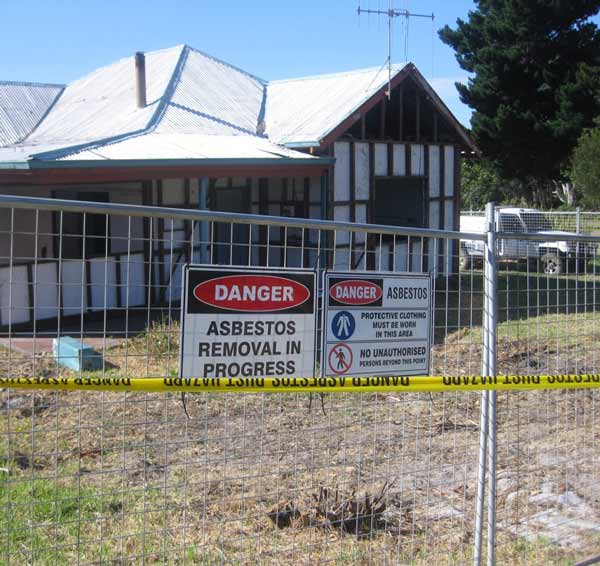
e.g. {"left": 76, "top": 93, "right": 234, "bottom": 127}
{"left": 180, "top": 266, "right": 317, "bottom": 379}
{"left": 323, "top": 272, "right": 432, "bottom": 377}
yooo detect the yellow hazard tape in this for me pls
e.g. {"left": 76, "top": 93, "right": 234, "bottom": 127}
{"left": 1, "top": 374, "right": 600, "bottom": 393}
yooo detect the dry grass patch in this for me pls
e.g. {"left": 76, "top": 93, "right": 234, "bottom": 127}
{"left": 0, "top": 317, "right": 600, "bottom": 564}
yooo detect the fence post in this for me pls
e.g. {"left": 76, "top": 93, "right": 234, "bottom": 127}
{"left": 485, "top": 202, "right": 498, "bottom": 566}
{"left": 576, "top": 207, "right": 581, "bottom": 234}
{"left": 473, "top": 389, "right": 489, "bottom": 565}
{"left": 473, "top": 202, "right": 495, "bottom": 566}
{"left": 473, "top": 202, "right": 498, "bottom": 566}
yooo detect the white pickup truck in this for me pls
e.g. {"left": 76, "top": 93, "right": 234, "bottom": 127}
{"left": 460, "top": 207, "right": 595, "bottom": 274}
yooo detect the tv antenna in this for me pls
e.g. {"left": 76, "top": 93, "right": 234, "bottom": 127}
{"left": 357, "top": 2, "right": 434, "bottom": 99}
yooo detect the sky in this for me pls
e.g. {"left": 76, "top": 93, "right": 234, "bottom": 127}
{"left": 1, "top": 0, "right": 477, "bottom": 126}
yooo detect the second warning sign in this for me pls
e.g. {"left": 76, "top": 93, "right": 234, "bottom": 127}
{"left": 323, "top": 272, "right": 431, "bottom": 377}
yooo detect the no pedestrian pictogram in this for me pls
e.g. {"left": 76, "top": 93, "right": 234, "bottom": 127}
{"left": 328, "top": 343, "right": 352, "bottom": 374}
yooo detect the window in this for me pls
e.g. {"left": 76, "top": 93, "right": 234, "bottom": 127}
{"left": 499, "top": 214, "right": 524, "bottom": 233}
{"left": 520, "top": 212, "right": 552, "bottom": 232}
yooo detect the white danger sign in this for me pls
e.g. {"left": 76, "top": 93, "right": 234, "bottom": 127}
{"left": 323, "top": 272, "right": 431, "bottom": 377}
{"left": 180, "top": 266, "right": 316, "bottom": 378}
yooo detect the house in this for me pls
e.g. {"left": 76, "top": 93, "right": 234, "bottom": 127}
{"left": 0, "top": 45, "right": 474, "bottom": 328}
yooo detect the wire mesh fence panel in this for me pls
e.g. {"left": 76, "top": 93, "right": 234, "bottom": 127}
{"left": 0, "top": 195, "right": 487, "bottom": 565}
{"left": 4, "top": 196, "right": 600, "bottom": 565}
{"left": 490, "top": 230, "right": 600, "bottom": 566}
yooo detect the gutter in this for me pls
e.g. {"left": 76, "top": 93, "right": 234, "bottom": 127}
{"left": 0, "top": 156, "right": 335, "bottom": 171}
{"left": 283, "top": 141, "right": 319, "bottom": 149}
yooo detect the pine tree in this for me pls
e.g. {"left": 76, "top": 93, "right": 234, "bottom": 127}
{"left": 440, "top": 1, "right": 600, "bottom": 206}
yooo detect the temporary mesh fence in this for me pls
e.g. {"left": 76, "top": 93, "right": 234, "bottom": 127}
{"left": 490, "top": 231, "right": 600, "bottom": 566}
{"left": 0, "top": 194, "right": 599, "bottom": 565}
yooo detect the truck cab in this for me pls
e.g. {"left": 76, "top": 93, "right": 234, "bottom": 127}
{"left": 460, "top": 208, "right": 595, "bottom": 274}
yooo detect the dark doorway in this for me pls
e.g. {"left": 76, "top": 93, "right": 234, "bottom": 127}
{"left": 210, "top": 182, "right": 251, "bottom": 265}
{"left": 53, "top": 191, "right": 110, "bottom": 259}
{"left": 372, "top": 177, "right": 426, "bottom": 228}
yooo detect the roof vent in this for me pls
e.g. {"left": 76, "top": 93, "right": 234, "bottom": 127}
{"left": 135, "top": 52, "right": 146, "bottom": 109}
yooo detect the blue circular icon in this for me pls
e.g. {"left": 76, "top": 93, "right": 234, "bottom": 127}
{"left": 332, "top": 311, "right": 355, "bottom": 340}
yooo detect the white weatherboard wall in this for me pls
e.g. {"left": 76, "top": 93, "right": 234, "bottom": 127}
{"left": 333, "top": 142, "right": 352, "bottom": 251}
{"left": 89, "top": 257, "right": 118, "bottom": 311}
{"left": 411, "top": 145, "right": 425, "bottom": 176}
{"left": 33, "top": 263, "right": 59, "bottom": 320}
{"left": 61, "top": 259, "right": 87, "bottom": 316}
{"left": 428, "top": 146, "right": 440, "bottom": 199}
{"left": 443, "top": 146, "right": 456, "bottom": 275}
{"left": 0, "top": 254, "right": 148, "bottom": 326}
{"left": 334, "top": 143, "right": 351, "bottom": 202}
{"left": 120, "top": 253, "right": 146, "bottom": 308}
{"left": 0, "top": 265, "right": 29, "bottom": 325}
{"left": 0, "top": 182, "right": 153, "bottom": 327}
{"left": 355, "top": 143, "right": 370, "bottom": 199}
{"left": 333, "top": 141, "right": 458, "bottom": 275}
{"left": 392, "top": 145, "right": 406, "bottom": 176}
{"left": 374, "top": 144, "right": 387, "bottom": 176}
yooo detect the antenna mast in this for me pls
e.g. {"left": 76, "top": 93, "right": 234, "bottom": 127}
{"left": 357, "top": 2, "right": 434, "bottom": 99}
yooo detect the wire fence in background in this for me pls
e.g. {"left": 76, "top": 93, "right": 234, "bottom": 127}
{"left": 462, "top": 208, "right": 600, "bottom": 235}
{"left": 0, "top": 195, "right": 599, "bottom": 565}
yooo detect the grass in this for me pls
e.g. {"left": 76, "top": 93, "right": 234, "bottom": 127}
{"left": 431, "top": 268, "right": 600, "bottom": 347}
{"left": 454, "top": 310, "right": 599, "bottom": 345}
{"left": 1, "top": 304, "right": 600, "bottom": 563}
{"left": 0, "top": 476, "right": 157, "bottom": 564}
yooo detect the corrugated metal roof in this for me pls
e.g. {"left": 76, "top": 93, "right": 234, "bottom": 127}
{"left": 56, "top": 133, "right": 315, "bottom": 161}
{"left": 265, "top": 64, "right": 407, "bottom": 146}
{"left": 156, "top": 47, "right": 265, "bottom": 136}
{"left": 0, "top": 142, "right": 69, "bottom": 164}
{"left": 26, "top": 46, "right": 183, "bottom": 146}
{"left": 0, "top": 45, "right": 472, "bottom": 167}
{"left": 2, "top": 45, "right": 271, "bottom": 163}
{"left": 0, "top": 82, "right": 64, "bottom": 146}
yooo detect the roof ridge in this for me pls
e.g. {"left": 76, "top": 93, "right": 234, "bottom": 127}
{"left": 184, "top": 44, "right": 267, "bottom": 85}
{"left": 268, "top": 63, "right": 409, "bottom": 85}
{"left": 145, "top": 45, "right": 190, "bottom": 131}
{"left": 256, "top": 83, "right": 268, "bottom": 136}
{"left": 19, "top": 88, "right": 65, "bottom": 144}
{"left": 64, "top": 45, "right": 185, "bottom": 88}
{"left": 0, "top": 80, "right": 65, "bottom": 89}
{"left": 407, "top": 65, "right": 474, "bottom": 149}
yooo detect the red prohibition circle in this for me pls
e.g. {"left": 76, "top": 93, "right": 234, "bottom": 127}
{"left": 328, "top": 343, "right": 353, "bottom": 375}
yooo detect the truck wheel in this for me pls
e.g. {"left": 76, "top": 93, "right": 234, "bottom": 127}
{"left": 459, "top": 250, "right": 471, "bottom": 271}
{"left": 541, "top": 254, "right": 563, "bottom": 275}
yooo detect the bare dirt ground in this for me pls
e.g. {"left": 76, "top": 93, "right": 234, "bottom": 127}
{"left": 1, "top": 316, "right": 599, "bottom": 565}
